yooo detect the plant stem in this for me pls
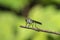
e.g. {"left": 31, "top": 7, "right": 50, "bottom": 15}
{"left": 20, "top": 26, "right": 60, "bottom": 35}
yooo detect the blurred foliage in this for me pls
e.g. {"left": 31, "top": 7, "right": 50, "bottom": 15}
{"left": 52, "top": 0, "right": 60, "bottom": 4}
{"left": 0, "top": 0, "right": 60, "bottom": 40}
{"left": 0, "top": 0, "right": 30, "bottom": 11}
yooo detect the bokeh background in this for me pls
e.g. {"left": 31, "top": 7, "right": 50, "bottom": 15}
{"left": 0, "top": 0, "right": 60, "bottom": 40}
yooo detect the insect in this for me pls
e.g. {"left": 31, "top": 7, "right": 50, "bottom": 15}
{"left": 25, "top": 18, "right": 42, "bottom": 28}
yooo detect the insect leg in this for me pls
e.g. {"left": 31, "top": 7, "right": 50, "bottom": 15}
{"left": 31, "top": 22, "right": 37, "bottom": 28}
{"left": 27, "top": 23, "right": 32, "bottom": 28}
{"left": 25, "top": 21, "right": 30, "bottom": 27}
{"left": 31, "top": 23, "right": 34, "bottom": 28}
{"left": 35, "top": 23, "right": 39, "bottom": 29}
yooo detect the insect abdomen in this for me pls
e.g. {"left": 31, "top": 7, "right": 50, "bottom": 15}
{"left": 32, "top": 20, "right": 42, "bottom": 25}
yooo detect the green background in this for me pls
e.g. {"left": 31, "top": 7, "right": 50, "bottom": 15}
{"left": 0, "top": 0, "right": 60, "bottom": 40}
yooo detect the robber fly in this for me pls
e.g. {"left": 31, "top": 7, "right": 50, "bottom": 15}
{"left": 25, "top": 18, "right": 42, "bottom": 28}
